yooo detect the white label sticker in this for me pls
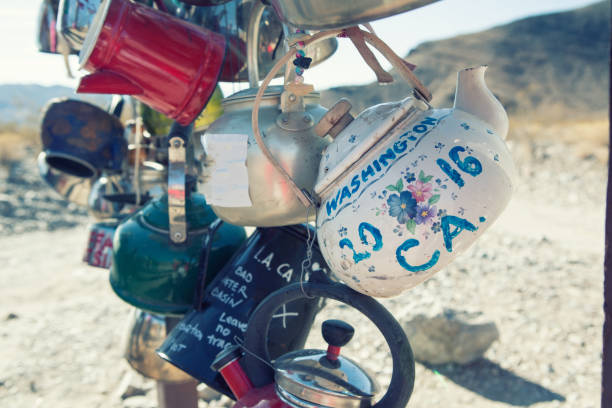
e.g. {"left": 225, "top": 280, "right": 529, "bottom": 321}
{"left": 202, "top": 133, "right": 252, "bottom": 207}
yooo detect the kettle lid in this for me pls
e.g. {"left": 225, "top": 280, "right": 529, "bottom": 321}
{"left": 139, "top": 192, "right": 217, "bottom": 233}
{"left": 314, "top": 96, "right": 427, "bottom": 198}
{"left": 222, "top": 85, "right": 321, "bottom": 108}
{"left": 273, "top": 320, "right": 379, "bottom": 407}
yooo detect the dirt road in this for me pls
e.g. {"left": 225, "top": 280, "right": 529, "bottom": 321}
{"left": 0, "top": 139, "right": 606, "bottom": 408}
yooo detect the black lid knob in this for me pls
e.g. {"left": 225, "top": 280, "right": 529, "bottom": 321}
{"left": 322, "top": 320, "right": 355, "bottom": 347}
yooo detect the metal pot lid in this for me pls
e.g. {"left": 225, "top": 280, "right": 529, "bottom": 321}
{"left": 274, "top": 350, "right": 379, "bottom": 407}
{"left": 314, "top": 96, "right": 429, "bottom": 198}
{"left": 221, "top": 85, "right": 320, "bottom": 108}
{"left": 265, "top": 0, "right": 438, "bottom": 31}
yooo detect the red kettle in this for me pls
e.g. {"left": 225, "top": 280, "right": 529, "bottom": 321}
{"left": 211, "top": 282, "right": 415, "bottom": 408}
{"left": 77, "top": 0, "right": 226, "bottom": 125}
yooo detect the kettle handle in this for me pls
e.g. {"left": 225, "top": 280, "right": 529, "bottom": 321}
{"left": 251, "top": 27, "right": 432, "bottom": 209}
{"left": 242, "top": 282, "right": 415, "bottom": 408}
{"left": 191, "top": 218, "right": 223, "bottom": 311}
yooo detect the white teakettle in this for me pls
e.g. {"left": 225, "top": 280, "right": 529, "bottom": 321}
{"left": 314, "top": 66, "right": 516, "bottom": 297}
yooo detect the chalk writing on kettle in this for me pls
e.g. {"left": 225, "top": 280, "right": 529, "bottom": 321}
{"left": 253, "top": 246, "right": 297, "bottom": 282}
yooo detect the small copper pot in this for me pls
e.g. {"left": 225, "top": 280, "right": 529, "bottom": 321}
{"left": 123, "top": 309, "right": 194, "bottom": 383}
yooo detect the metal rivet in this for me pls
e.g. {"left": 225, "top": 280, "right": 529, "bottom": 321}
{"left": 288, "top": 93, "right": 296, "bottom": 102}
{"left": 303, "top": 115, "right": 312, "bottom": 123}
{"left": 173, "top": 140, "right": 181, "bottom": 148}
{"left": 173, "top": 232, "right": 183, "bottom": 240}
{"left": 324, "top": 166, "right": 329, "bottom": 173}
{"left": 281, "top": 115, "right": 289, "bottom": 124}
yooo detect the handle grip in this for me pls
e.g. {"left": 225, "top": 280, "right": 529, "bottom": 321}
{"left": 322, "top": 319, "right": 354, "bottom": 347}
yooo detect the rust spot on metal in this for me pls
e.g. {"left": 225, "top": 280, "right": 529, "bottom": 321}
{"left": 51, "top": 119, "right": 72, "bottom": 135}
{"left": 80, "top": 125, "right": 97, "bottom": 140}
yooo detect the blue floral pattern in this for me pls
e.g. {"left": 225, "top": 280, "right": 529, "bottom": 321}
{"left": 387, "top": 191, "right": 417, "bottom": 224}
{"left": 415, "top": 204, "right": 437, "bottom": 225}
{"left": 374, "top": 170, "right": 454, "bottom": 236}
{"left": 403, "top": 172, "right": 416, "bottom": 183}
{"left": 431, "top": 221, "right": 441, "bottom": 233}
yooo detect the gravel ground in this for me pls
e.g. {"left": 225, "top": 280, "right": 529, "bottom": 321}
{"left": 0, "top": 137, "right": 606, "bottom": 408}
{"left": 0, "top": 148, "right": 88, "bottom": 235}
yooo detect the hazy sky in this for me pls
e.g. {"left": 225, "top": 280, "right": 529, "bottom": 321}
{"left": 0, "top": 0, "right": 602, "bottom": 93}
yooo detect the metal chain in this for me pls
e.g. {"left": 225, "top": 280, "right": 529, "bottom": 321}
{"left": 233, "top": 336, "right": 275, "bottom": 369}
{"left": 299, "top": 205, "right": 317, "bottom": 299}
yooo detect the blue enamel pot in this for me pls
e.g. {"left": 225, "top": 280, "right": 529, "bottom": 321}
{"left": 40, "top": 98, "right": 127, "bottom": 178}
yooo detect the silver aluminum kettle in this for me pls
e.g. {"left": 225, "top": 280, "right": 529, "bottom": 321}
{"left": 265, "top": 0, "right": 439, "bottom": 30}
{"left": 200, "top": 85, "right": 329, "bottom": 226}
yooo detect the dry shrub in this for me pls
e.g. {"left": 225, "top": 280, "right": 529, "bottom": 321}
{"left": 0, "top": 124, "right": 40, "bottom": 166}
{"left": 509, "top": 116, "right": 609, "bottom": 163}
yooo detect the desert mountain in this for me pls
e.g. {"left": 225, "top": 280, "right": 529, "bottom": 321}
{"left": 0, "top": 2, "right": 608, "bottom": 128}
{"left": 0, "top": 84, "right": 109, "bottom": 126}
{"left": 321, "top": 1, "right": 610, "bottom": 121}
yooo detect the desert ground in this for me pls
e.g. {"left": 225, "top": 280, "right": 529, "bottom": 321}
{"left": 0, "top": 118, "right": 607, "bottom": 407}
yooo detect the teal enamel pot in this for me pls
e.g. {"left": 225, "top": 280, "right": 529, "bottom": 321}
{"left": 110, "top": 192, "right": 246, "bottom": 316}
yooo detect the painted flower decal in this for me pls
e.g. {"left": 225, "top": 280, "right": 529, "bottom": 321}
{"left": 404, "top": 171, "right": 416, "bottom": 183}
{"left": 381, "top": 171, "right": 442, "bottom": 235}
{"left": 415, "top": 205, "right": 437, "bottom": 225}
{"left": 432, "top": 221, "right": 441, "bottom": 233}
{"left": 387, "top": 191, "right": 417, "bottom": 224}
{"left": 407, "top": 180, "right": 433, "bottom": 203}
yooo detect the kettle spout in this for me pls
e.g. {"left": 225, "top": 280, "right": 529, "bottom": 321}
{"left": 77, "top": 71, "right": 144, "bottom": 95}
{"left": 453, "top": 66, "right": 509, "bottom": 139}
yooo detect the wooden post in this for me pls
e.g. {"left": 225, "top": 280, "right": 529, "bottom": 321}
{"left": 157, "top": 380, "right": 199, "bottom": 408}
{"left": 602, "top": 6, "right": 612, "bottom": 406}
{"left": 157, "top": 317, "right": 199, "bottom": 408}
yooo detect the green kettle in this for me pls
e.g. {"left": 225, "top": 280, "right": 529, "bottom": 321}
{"left": 110, "top": 192, "right": 246, "bottom": 316}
